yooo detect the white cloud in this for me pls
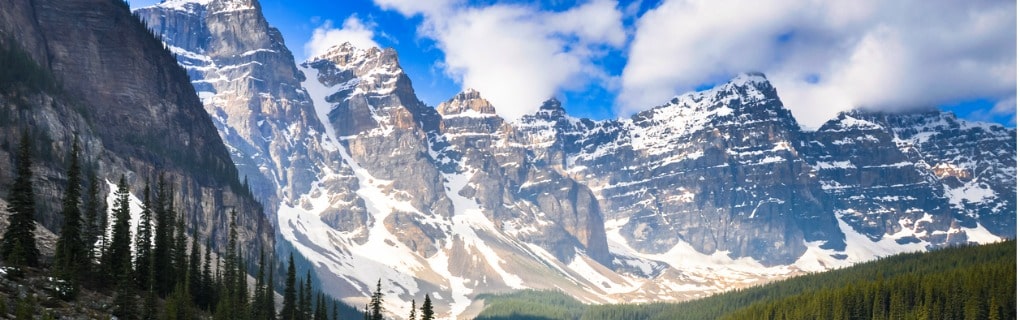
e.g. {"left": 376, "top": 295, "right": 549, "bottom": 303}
{"left": 303, "top": 16, "right": 380, "bottom": 60}
{"left": 621, "top": 0, "right": 1017, "bottom": 129}
{"left": 375, "top": 0, "right": 625, "bottom": 120}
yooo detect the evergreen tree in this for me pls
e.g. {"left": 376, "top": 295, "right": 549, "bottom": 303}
{"left": 420, "top": 294, "right": 434, "bottom": 320}
{"left": 332, "top": 301, "right": 339, "bottom": 320}
{"left": 113, "top": 262, "right": 137, "bottom": 320}
{"left": 266, "top": 260, "right": 276, "bottom": 319}
{"left": 104, "top": 176, "right": 133, "bottom": 280}
{"left": 54, "top": 139, "right": 87, "bottom": 289}
{"left": 315, "top": 293, "right": 328, "bottom": 320}
{"left": 252, "top": 251, "right": 267, "bottom": 320}
{"left": 281, "top": 254, "right": 298, "bottom": 320}
{"left": 1, "top": 131, "right": 40, "bottom": 268}
{"left": 201, "top": 238, "right": 215, "bottom": 311}
{"left": 152, "top": 175, "right": 174, "bottom": 296}
{"left": 134, "top": 183, "right": 153, "bottom": 290}
{"left": 303, "top": 271, "right": 314, "bottom": 319}
{"left": 164, "top": 281, "right": 195, "bottom": 320}
{"left": 83, "top": 169, "right": 103, "bottom": 274}
{"left": 409, "top": 299, "right": 417, "bottom": 320}
{"left": 173, "top": 208, "right": 187, "bottom": 286}
{"left": 370, "top": 279, "right": 383, "bottom": 320}
{"left": 188, "top": 232, "right": 202, "bottom": 308}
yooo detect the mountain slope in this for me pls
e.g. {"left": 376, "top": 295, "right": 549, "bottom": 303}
{"left": 136, "top": 1, "right": 1015, "bottom": 318}
{"left": 0, "top": 0, "right": 270, "bottom": 261}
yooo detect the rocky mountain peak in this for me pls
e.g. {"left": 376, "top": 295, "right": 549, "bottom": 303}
{"left": 313, "top": 42, "right": 401, "bottom": 73}
{"left": 437, "top": 88, "right": 497, "bottom": 117}
{"left": 155, "top": 0, "right": 255, "bottom": 14}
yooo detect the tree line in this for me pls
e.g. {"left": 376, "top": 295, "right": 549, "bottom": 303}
{"left": 472, "top": 240, "right": 1016, "bottom": 320}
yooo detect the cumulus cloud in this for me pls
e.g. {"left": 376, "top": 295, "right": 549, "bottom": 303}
{"left": 375, "top": 0, "right": 626, "bottom": 120}
{"left": 621, "top": 0, "right": 1016, "bottom": 128}
{"left": 304, "top": 15, "right": 380, "bottom": 60}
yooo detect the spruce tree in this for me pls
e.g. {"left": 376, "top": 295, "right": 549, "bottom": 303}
{"left": 152, "top": 175, "right": 173, "bottom": 296}
{"left": 370, "top": 279, "right": 383, "bottom": 320}
{"left": 332, "top": 301, "right": 339, "bottom": 320}
{"left": 1, "top": 131, "right": 40, "bottom": 268}
{"left": 113, "top": 262, "right": 137, "bottom": 320}
{"left": 420, "top": 294, "right": 434, "bottom": 320}
{"left": 54, "top": 139, "right": 87, "bottom": 288}
{"left": 303, "top": 271, "right": 314, "bottom": 319}
{"left": 134, "top": 183, "right": 153, "bottom": 290}
{"left": 83, "top": 170, "right": 103, "bottom": 274}
{"left": 265, "top": 259, "right": 276, "bottom": 319}
{"left": 281, "top": 254, "right": 297, "bottom": 320}
{"left": 173, "top": 208, "right": 187, "bottom": 286}
{"left": 315, "top": 293, "right": 327, "bottom": 320}
{"left": 252, "top": 251, "right": 267, "bottom": 320}
{"left": 104, "top": 176, "right": 133, "bottom": 280}
{"left": 201, "top": 238, "right": 215, "bottom": 311}
{"left": 188, "top": 232, "right": 201, "bottom": 307}
{"left": 409, "top": 299, "right": 417, "bottom": 320}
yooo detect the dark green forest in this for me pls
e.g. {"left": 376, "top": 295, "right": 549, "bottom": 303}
{"left": 476, "top": 240, "right": 1017, "bottom": 320}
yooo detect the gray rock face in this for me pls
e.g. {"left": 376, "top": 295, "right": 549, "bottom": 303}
{"left": 807, "top": 110, "right": 1016, "bottom": 243}
{"left": 435, "top": 90, "right": 611, "bottom": 265}
{"left": 131, "top": 1, "right": 1016, "bottom": 317}
{"left": 0, "top": 0, "right": 272, "bottom": 257}
{"left": 135, "top": 0, "right": 368, "bottom": 235}
{"left": 526, "top": 74, "right": 840, "bottom": 266}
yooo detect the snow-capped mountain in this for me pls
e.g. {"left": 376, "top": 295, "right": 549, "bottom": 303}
{"left": 138, "top": 1, "right": 1016, "bottom": 318}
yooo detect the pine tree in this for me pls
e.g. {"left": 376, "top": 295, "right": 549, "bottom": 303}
{"left": 83, "top": 169, "right": 103, "bottom": 275}
{"left": 420, "top": 294, "right": 434, "bottom": 320}
{"left": 265, "top": 257, "right": 276, "bottom": 319}
{"left": 252, "top": 251, "right": 267, "bottom": 320}
{"left": 332, "top": 301, "right": 339, "bottom": 320}
{"left": 104, "top": 176, "right": 133, "bottom": 280}
{"left": 152, "top": 175, "right": 174, "bottom": 296}
{"left": 318, "top": 293, "right": 330, "bottom": 320}
{"left": 173, "top": 208, "right": 187, "bottom": 286}
{"left": 188, "top": 232, "right": 202, "bottom": 308}
{"left": 281, "top": 254, "right": 298, "bottom": 320}
{"left": 201, "top": 238, "right": 215, "bottom": 311}
{"left": 1, "top": 130, "right": 40, "bottom": 268}
{"left": 113, "top": 262, "right": 137, "bottom": 320}
{"left": 134, "top": 183, "right": 153, "bottom": 290}
{"left": 370, "top": 279, "right": 383, "bottom": 320}
{"left": 54, "top": 139, "right": 87, "bottom": 289}
{"left": 303, "top": 271, "right": 314, "bottom": 319}
{"left": 409, "top": 299, "right": 417, "bottom": 320}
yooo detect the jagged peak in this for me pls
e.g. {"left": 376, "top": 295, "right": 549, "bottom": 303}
{"left": 309, "top": 42, "right": 401, "bottom": 72}
{"left": 152, "top": 0, "right": 255, "bottom": 13}
{"left": 437, "top": 88, "right": 497, "bottom": 117}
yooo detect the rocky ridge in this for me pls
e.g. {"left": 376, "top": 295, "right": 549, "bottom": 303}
{"left": 137, "top": 1, "right": 1016, "bottom": 318}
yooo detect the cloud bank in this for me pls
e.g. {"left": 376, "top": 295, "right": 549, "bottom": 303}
{"left": 304, "top": 15, "right": 380, "bottom": 60}
{"left": 621, "top": 0, "right": 1017, "bottom": 128}
{"left": 374, "top": 0, "right": 626, "bottom": 120}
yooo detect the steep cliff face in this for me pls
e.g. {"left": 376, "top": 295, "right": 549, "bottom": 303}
{"left": 533, "top": 74, "right": 841, "bottom": 266}
{"left": 806, "top": 110, "right": 1015, "bottom": 250}
{"left": 134, "top": 0, "right": 353, "bottom": 212}
{"left": 0, "top": 0, "right": 271, "bottom": 257}
{"left": 132, "top": 1, "right": 1016, "bottom": 318}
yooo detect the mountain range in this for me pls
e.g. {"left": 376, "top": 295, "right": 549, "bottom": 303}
{"left": 0, "top": 0, "right": 1010, "bottom": 319}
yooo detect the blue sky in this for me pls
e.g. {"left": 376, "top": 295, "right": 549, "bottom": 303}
{"left": 133, "top": 0, "right": 1016, "bottom": 129}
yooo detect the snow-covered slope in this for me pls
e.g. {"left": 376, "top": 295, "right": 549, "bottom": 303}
{"left": 138, "top": 1, "right": 1016, "bottom": 318}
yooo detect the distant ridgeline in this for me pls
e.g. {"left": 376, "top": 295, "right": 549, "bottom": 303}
{"left": 475, "top": 240, "right": 1017, "bottom": 320}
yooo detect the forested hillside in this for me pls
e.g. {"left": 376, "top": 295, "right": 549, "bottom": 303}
{"left": 476, "top": 240, "right": 1017, "bottom": 320}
